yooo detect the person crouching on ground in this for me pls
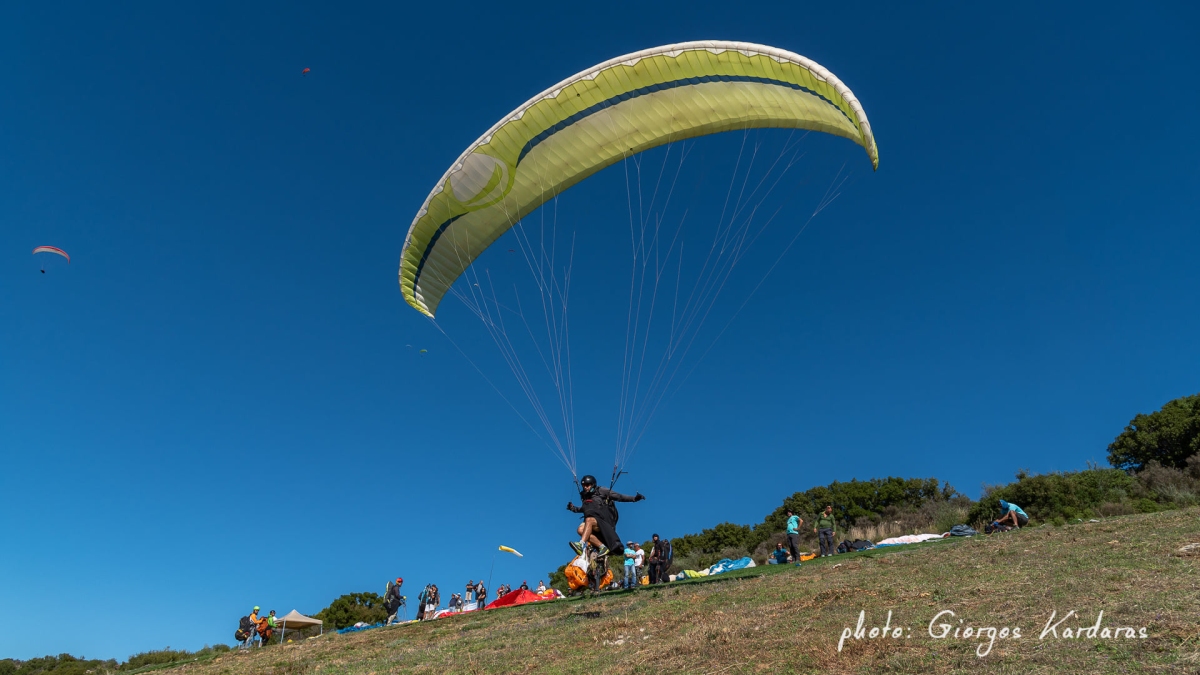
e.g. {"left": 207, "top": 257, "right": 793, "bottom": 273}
{"left": 771, "top": 542, "right": 790, "bottom": 564}
{"left": 994, "top": 500, "right": 1029, "bottom": 529}
{"left": 814, "top": 505, "right": 837, "bottom": 557}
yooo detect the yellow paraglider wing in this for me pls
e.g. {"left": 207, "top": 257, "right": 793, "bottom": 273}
{"left": 399, "top": 41, "right": 878, "bottom": 318}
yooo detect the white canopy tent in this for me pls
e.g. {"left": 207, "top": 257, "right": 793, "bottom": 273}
{"left": 278, "top": 609, "right": 322, "bottom": 641}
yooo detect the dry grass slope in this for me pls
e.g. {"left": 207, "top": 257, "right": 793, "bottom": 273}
{"left": 169, "top": 509, "right": 1199, "bottom": 674}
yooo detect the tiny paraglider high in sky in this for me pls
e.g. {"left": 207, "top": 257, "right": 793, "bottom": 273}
{"left": 302, "top": 67, "right": 311, "bottom": 76}
{"left": 498, "top": 546, "right": 523, "bottom": 558}
{"left": 33, "top": 246, "right": 70, "bottom": 273}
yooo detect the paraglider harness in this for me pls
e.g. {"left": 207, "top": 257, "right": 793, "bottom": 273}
{"left": 573, "top": 469, "right": 631, "bottom": 592}
{"left": 385, "top": 580, "right": 407, "bottom": 622}
{"left": 235, "top": 615, "right": 255, "bottom": 646}
{"left": 575, "top": 469, "right": 627, "bottom": 523}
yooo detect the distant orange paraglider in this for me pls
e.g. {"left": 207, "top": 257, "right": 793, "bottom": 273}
{"left": 302, "top": 67, "right": 311, "bottom": 75}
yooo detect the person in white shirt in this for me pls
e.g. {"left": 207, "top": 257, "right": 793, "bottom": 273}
{"left": 633, "top": 543, "right": 645, "bottom": 582}
{"left": 536, "top": 580, "right": 546, "bottom": 593}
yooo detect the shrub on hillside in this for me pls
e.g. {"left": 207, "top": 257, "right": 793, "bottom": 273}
{"left": 1107, "top": 393, "right": 1200, "bottom": 471}
{"left": 1135, "top": 460, "right": 1200, "bottom": 506}
{"left": 763, "top": 477, "right": 961, "bottom": 536}
{"left": 0, "top": 655, "right": 118, "bottom": 675}
{"left": 751, "top": 533, "right": 790, "bottom": 564}
{"left": 315, "top": 592, "right": 387, "bottom": 629}
{"left": 671, "top": 522, "right": 759, "bottom": 561}
{"left": 967, "top": 468, "right": 1140, "bottom": 525}
{"left": 120, "top": 645, "right": 230, "bottom": 670}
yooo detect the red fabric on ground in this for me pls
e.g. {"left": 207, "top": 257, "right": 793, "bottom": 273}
{"left": 484, "top": 589, "right": 545, "bottom": 609}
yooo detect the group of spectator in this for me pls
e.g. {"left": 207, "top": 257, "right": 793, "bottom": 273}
{"left": 619, "top": 533, "right": 672, "bottom": 588}
{"left": 236, "top": 607, "right": 278, "bottom": 648}
{"left": 772, "top": 505, "right": 840, "bottom": 565}
{"left": 415, "top": 584, "right": 440, "bottom": 620}
{"left": 463, "top": 579, "right": 487, "bottom": 609}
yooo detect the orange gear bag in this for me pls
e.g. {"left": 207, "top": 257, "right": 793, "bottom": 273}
{"left": 565, "top": 564, "right": 588, "bottom": 590}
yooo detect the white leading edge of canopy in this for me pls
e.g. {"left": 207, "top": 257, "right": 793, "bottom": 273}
{"left": 401, "top": 40, "right": 878, "bottom": 258}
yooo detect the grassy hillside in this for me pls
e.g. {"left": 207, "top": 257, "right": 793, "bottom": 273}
{"left": 163, "top": 508, "right": 1198, "bottom": 674}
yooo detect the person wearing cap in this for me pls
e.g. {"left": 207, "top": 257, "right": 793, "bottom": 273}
{"left": 385, "top": 577, "right": 405, "bottom": 625}
{"left": 622, "top": 541, "right": 637, "bottom": 589}
{"left": 464, "top": 579, "right": 475, "bottom": 606}
{"left": 994, "top": 500, "right": 1029, "bottom": 529}
{"left": 633, "top": 543, "right": 645, "bottom": 583}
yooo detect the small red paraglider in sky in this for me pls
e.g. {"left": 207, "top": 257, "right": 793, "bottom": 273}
{"left": 33, "top": 246, "right": 70, "bottom": 273}
{"left": 302, "top": 67, "right": 310, "bottom": 76}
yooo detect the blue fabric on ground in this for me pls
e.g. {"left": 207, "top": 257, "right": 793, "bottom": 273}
{"left": 337, "top": 622, "right": 384, "bottom": 634}
{"left": 707, "top": 557, "right": 754, "bottom": 575}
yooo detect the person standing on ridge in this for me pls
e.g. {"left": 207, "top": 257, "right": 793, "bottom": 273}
{"left": 385, "top": 577, "right": 405, "bottom": 625}
{"left": 416, "top": 585, "right": 430, "bottom": 620}
{"left": 814, "top": 505, "right": 837, "bottom": 557}
{"left": 785, "top": 509, "right": 804, "bottom": 566}
{"left": 257, "top": 610, "right": 277, "bottom": 646}
{"left": 567, "top": 474, "right": 644, "bottom": 556}
{"left": 465, "top": 580, "right": 475, "bottom": 607}
{"left": 648, "top": 534, "right": 669, "bottom": 583}
{"left": 623, "top": 541, "right": 638, "bottom": 589}
{"left": 475, "top": 580, "right": 487, "bottom": 608}
{"left": 248, "top": 606, "right": 261, "bottom": 646}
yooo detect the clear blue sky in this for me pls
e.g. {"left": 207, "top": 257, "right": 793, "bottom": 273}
{"left": 2, "top": 1, "right": 1197, "bottom": 661}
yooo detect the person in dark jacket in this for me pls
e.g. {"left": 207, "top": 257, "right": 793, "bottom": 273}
{"left": 567, "top": 474, "right": 644, "bottom": 556}
{"left": 385, "top": 577, "right": 405, "bottom": 625}
{"left": 647, "top": 534, "right": 670, "bottom": 584}
{"left": 814, "top": 505, "right": 837, "bottom": 557}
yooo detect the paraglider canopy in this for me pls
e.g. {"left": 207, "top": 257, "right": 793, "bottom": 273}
{"left": 302, "top": 67, "right": 311, "bottom": 75}
{"left": 32, "top": 246, "right": 70, "bottom": 263}
{"left": 398, "top": 40, "right": 878, "bottom": 318}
